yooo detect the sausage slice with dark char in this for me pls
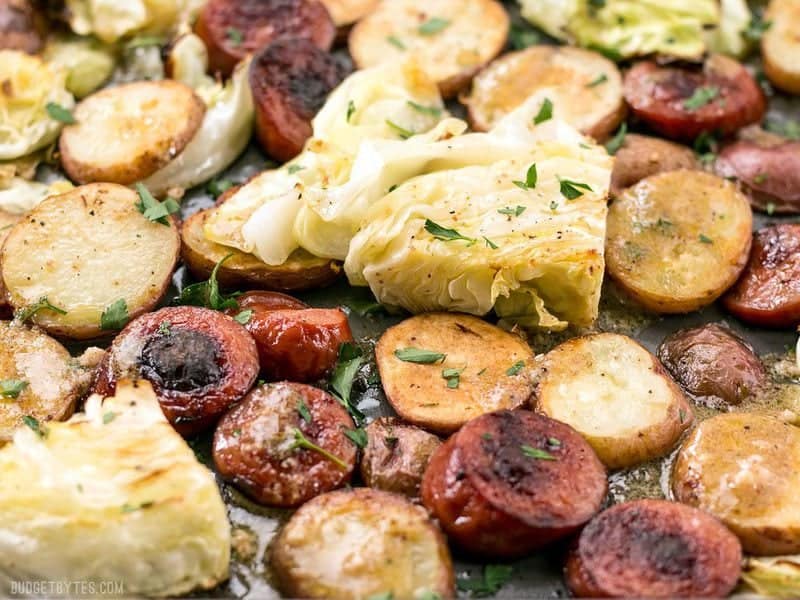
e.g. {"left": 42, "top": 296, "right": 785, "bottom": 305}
{"left": 250, "top": 38, "right": 350, "bottom": 162}
{"left": 213, "top": 382, "right": 357, "bottom": 507}
{"left": 722, "top": 224, "right": 800, "bottom": 328}
{"left": 623, "top": 54, "right": 765, "bottom": 142}
{"left": 565, "top": 499, "right": 742, "bottom": 598}
{"left": 421, "top": 410, "right": 607, "bottom": 558}
{"left": 195, "top": 0, "right": 336, "bottom": 76}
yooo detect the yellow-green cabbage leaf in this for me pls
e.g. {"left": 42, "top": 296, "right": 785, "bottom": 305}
{"left": 43, "top": 35, "right": 116, "bottom": 99}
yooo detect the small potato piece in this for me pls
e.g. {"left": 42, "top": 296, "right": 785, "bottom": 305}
{"left": 623, "top": 55, "right": 766, "bottom": 142}
{"left": 271, "top": 488, "right": 454, "bottom": 599}
{"left": 195, "top": 0, "right": 335, "bottom": 77}
{"left": 610, "top": 134, "right": 700, "bottom": 198}
{"left": 421, "top": 410, "right": 607, "bottom": 558}
{"left": 715, "top": 140, "right": 800, "bottom": 214}
{"left": 360, "top": 417, "right": 442, "bottom": 498}
{"left": 1, "top": 184, "right": 180, "bottom": 339}
{"left": 606, "top": 170, "right": 753, "bottom": 313}
{"left": 0, "top": 0, "right": 46, "bottom": 54}
{"left": 0, "top": 321, "right": 90, "bottom": 442}
{"left": 657, "top": 323, "right": 767, "bottom": 409}
{"left": 349, "top": 0, "right": 509, "bottom": 98}
{"left": 93, "top": 306, "right": 259, "bottom": 436}
{"left": 181, "top": 208, "right": 341, "bottom": 292}
{"left": 463, "top": 45, "right": 624, "bottom": 138}
{"left": 59, "top": 80, "right": 205, "bottom": 185}
{"left": 762, "top": 0, "right": 800, "bottom": 95}
{"left": 535, "top": 333, "right": 692, "bottom": 469}
{"left": 723, "top": 224, "right": 800, "bottom": 328}
{"left": 250, "top": 38, "right": 350, "bottom": 162}
{"left": 320, "top": 0, "right": 378, "bottom": 26}
{"left": 566, "top": 499, "right": 742, "bottom": 598}
{"left": 375, "top": 313, "right": 535, "bottom": 434}
{"left": 213, "top": 382, "right": 356, "bottom": 507}
{"left": 672, "top": 413, "right": 800, "bottom": 555}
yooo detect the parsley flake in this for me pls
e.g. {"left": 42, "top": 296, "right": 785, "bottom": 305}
{"left": 506, "top": 360, "right": 525, "bottom": 376}
{"left": 135, "top": 183, "right": 179, "bottom": 226}
{"left": 206, "top": 177, "right": 233, "bottom": 199}
{"left": 512, "top": 163, "right": 537, "bottom": 190}
{"left": 46, "top": 102, "right": 76, "bottom": 124}
{"left": 483, "top": 236, "right": 498, "bottom": 249}
{"left": 22, "top": 415, "right": 46, "bottom": 439}
{"left": 226, "top": 27, "right": 243, "bottom": 46}
{"left": 698, "top": 233, "right": 713, "bottom": 244}
{"left": 395, "top": 348, "right": 446, "bottom": 364}
{"left": 418, "top": 17, "right": 450, "bottom": 35}
{"left": 533, "top": 98, "right": 553, "bottom": 125}
{"left": 498, "top": 205, "right": 527, "bottom": 217}
{"left": 14, "top": 296, "right": 67, "bottom": 323}
{"left": 386, "top": 119, "right": 414, "bottom": 139}
{"left": 586, "top": 73, "right": 608, "bottom": 88}
{"left": 387, "top": 35, "right": 406, "bottom": 50}
{"left": 521, "top": 445, "right": 557, "bottom": 460}
{"left": 604, "top": 122, "right": 627, "bottom": 155}
{"left": 297, "top": 400, "right": 312, "bottom": 423}
{"left": 407, "top": 100, "right": 442, "bottom": 118}
{"left": 233, "top": 309, "right": 253, "bottom": 325}
{"left": 559, "top": 178, "right": 593, "bottom": 200}
{"left": 0, "top": 379, "right": 27, "bottom": 399}
{"left": 344, "top": 427, "right": 368, "bottom": 449}
{"left": 100, "top": 299, "right": 129, "bottom": 330}
{"left": 424, "top": 219, "right": 476, "bottom": 244}
{"left": 174, "top": 254, "right": 240, "bottom": 311}
{"left": 347, "top": 100, "right": 356, "bottom": 123}
{"left": 442, "top": 367, "right": 464, "bottom": 389}
{"left": 684, "top": 86, "right": 720, "bottom": 111}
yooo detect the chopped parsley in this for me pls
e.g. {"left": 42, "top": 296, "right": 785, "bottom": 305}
{"left": 100, "top": 299, "right": 129, "bottom": 330}
{"left": 586, "top": 73, "right": 608, "bottom": 88}
{"left": 766, "top": 202, "right": 776, "bottom": 216}
{"left": 506, "top": 360, "right": 525, "bottom": 376}
{"left": 684, "top": 86, "right": 720, "bottom": 111}
{"left": 483, "top": 236, "right": 498, "bottom": 250}
{"left": 135, "top": 183, "right": 179, "bottom": 226}
{"left": 521, "top": 445, "right": 557, "bottom": 460}
{"left": 512, "top": 163, "right": 537, "bottom": 190}
{"left": 347, "top": 100, "right": 356, "bottom": 123}
{"left": 509, "top": 23, "right": 540, "bottom": 50}
{"left": 424, "top": 219, "right": 476, "bottom": 244}
{"left": 394, "top": 348, "right": 446, "bottom": 364}
{"left": 550, "top": 200, "right": 559, "bottom": 211}
{"left": 0, "top": 379, "right": 27, "bottom": 399}
{"left": 418, "top": 17, "right": 450, "bottom": 35}
{"left": 457, "top": 565, "right": 514, "bottom": 596}
{"left": 103, "top": 411, "right": 118, "bottom": 424}
{"left": 498, "top": 205, "right": 526, "bottom": 217}
{"left": 22, "top": 415, "right": 46, "bottom": 439}
{"left": 206, "top": 177, "right": 233, "bottom": 199}
{"left": 288, "top": 427, "right": 348, "bottom": 470}
{"left": 754, "top": 173, "right": 769, "bottom": 185}
{"left": 385, "top": 119, "right": 414, "bottom": 139}
{"left": 46, "top": 102, "right": 76, "bottom": 124}
{"left": 604, "top": 122, "right": 627, "bottom": 155}
{"left": 387, "top": 35, "right": 406, "bottom": 50}
{"left": 330, "top": 342, "right": 366, "bottom": 424}
{"left": 533, "top": 98, "right": 553, "bottom": 125}
{"left": 174, "top": 254, "right": 240, "bottom": 311}
{"left": 559, "top": 178, "right": 593, "bottom": 200}
{"left": 442, "top": 367, "right": 464, "bottom": 389}
{"left": 158, "top": 320, "right": 172, "bottom": 335}
{"left": 233, "top": 309, "right": 253, "bottom": 325}
{"left": 121, "top": 501, "right": 154, "bottom": 513}
{"left": 547, "top": 437, "right": 562, "bottom": 447}
{"left": 297, "top": 400, "right": 312, "bottom": 423}
{"left": 344, "top": 427, "right": 368, "bottom": 449}
{"left": 407, "top": 100, "right": 442, "bottom": 118}
{"left": 226, "top": 27, "right": 243, "bottom": 46}
{"left": 744, "top": 15, "right": 772, "bottom": 42}
{"left": 698, "top": 233, "right": 713, "bottom": 244}
{"left": 287, "top": 164, "right": 306, "bottom": 175}
{"left": 14, "top": 296, "right": 67, "bottom": 323}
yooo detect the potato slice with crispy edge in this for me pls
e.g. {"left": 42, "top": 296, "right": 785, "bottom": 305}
{"left": 762, "top": 0, "right": 800, "bottom": 95}
{"left": 375, "top": 312, "right": 535, "bottom": 434}
{"left": 320, "top": 0, "right": 378, "bottom": 27}
{"left": 181, "top": 208, "right": 341, "bottom": 292}
{"left": 606, "top": 170, "right": 752, "bottom": 314}
{"left": 348, "top": 0, "right": 508, "bottom": 98}
{"left": 0, "top": 321, "right": 91, "bottom": 442}
{"left": 59, "top": 80, "right": 205, "bottom": 185}
{"left": 1, "top": 183, "right": 179, "bottom": 339}
{"left": 672, "top": 413, "right": 800, "bottom": 555}
{"left": 270, "top": 488, "right": 454, "bottom": 599}
{"left": 534, "top": 333, "right": 693, "bottom": 469}
{"left": 463, "top": 45, "right": 624, "bottom": 138}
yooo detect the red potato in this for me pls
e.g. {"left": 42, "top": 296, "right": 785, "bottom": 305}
{"left": 715, "top": 140, "right": 800, "bottom": 214}
{"left": 213, "top": 382, "right": 356, "bottom": 507}
{"left": 93, "top": 306, "right": 259, "bottom": 436}
{"left": 421, "top": 410, "right": 607, "bottom": 558}
{"left": 195, "top": 0, "right": 336, "bottom": 77}
{"left": 723, "top": 224, "right": 800, "bottom": 328}
{"left": 250, "top": 38, "right": 350, "bottom": 162}
{"left": 623, "top": 54, "right": 765, "bottom": 142}
{"left": 225, "top": 296, "right": 353, "bottom": 382}
{"left": 566, "top": 499, "right": 742, "bottom": 598}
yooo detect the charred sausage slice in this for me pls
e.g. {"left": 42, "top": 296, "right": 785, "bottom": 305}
{"left": 250, "top": 38, "right": 350, "bottom": 162}
{"left": 565, "top": 499, "right": 742, "bottom": 598}
{"left": 623, "top": 54, "right": 765, "bottom": 142}
{"left": 92, "top": 306, "right": 259, "bottom": 436}
{"left": 213, "top": 382, "right": 356, "bottom": 507}
{"left": 722, "top": 224, "right": 800, "bottom": 328}
{"left": 421, "top": 410, "right": 607, "bottom": 558}
{"left": 195, "top": 0, "right": 336, "bottom": 76}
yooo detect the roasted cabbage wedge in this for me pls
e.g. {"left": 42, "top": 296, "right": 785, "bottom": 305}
{"left": 0, "top": 380, "right": 230, "bottom": 597}
{"left": 518, "top": 0, "right": 751, "bottom": 60}
{"left": 0, "top": 178, "right": 72, "bottom": 215}
{"left": 742, "top": 556, "right": 800, "bottom": 598}
{"left": 43, "top": 35, "right": 116, "bottom": 99}
{"left": 0, "top": 51, "right": 74, "bottom": 161}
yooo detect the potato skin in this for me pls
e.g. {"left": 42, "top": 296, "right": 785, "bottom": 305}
{"left": 181, "top": 208, "right": 342, "bottom": 292}
{"left": 213, "top": 382, "right": 356, "bottom": 507}
{"left": 93, "top": 306, "right": 259, "bottom": 436}
{"left": 715, "top": 140, "right": 800, "bottom": 214}
{"left": 566, "top": 499, "right": 742, "bottom": 598}
{"left": 0, "top": 0, "right": 46, "bottom": 54}
{"left": 195, "top": 0, "right": 335, "bottom": 77}
{"left": 762, "top": 0, "right": 800, "bottom": 95}
{"left": 421, "top": 410, "right": 606, "bottom": 558}
{"left": 610, "top": 134, "right": 699, "bottom": 198}
{"left": 623, "top": 55, "right": 766, "bottom": 142}
{"left": 722, "top": 224, "right": 800, "bottom": 328}
{"left": 360, "top": 417, "right": 442, "bottom": 498}
{"left": 250, "top": 38, "right": 350, "bottom": 162}
{"left": 657, "top": 323, "right": 767, "bottom": 409}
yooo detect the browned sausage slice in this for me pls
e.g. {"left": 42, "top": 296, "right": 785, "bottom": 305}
{"left": 92, "top": 306, "right": 259, "bottom": 436}
{"left": 421, "top": 410, "right": 607, "bottom": 558}
{"left": 250, "top": 38, "right": 350, "bottom": 162}
{"left": 722, "top": 224, "right": 800, "bottom": 328}
{"left": 657, "top": 323, "right": 767, "bottom": 409}
{"left": 565, "top": 499, "right": 742, "bottom": 598}
{"left": 233, "top": 290, "right": 309, "bottom": 312}
{"left": 195, "top": 0, "right": 336, "bottom": 76}
{"left": 715, "top": 140, "right": 800, "bottom": 214}
{"left": 0, "top": 0, "right": 46, "bottom": 54}
{"left": 623, "top": 54, "right": 765, "bottom": 142}
{"left": 213, "top": 382, "right": 356, "bottom": 507}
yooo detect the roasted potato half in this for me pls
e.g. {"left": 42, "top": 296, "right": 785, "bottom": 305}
{"left": 672, "top": 413, "right": 800, "bottom": 555}
{"left": 375, "top": 313, "right": 536, "bottom": 434}
{"left": 0, "top": 321, "right": 91, "bottom": 442}
{"left": 610, "top": 134, "right": 700, "bottom": 198}
{"left": 1, "top": 183, "right": 180, "bottom": 339}
{"left": 270, "top": 488, "right": 454, "bottom": 599}
{"left": 534, "top": 333, "right": 692, "bottom": 469}
{"left": 320, "top": 0, "right": 378, "bottom": 26}
{"left": 463, "top": 45, "right": 624, "bottom": 138}
{"left": 606, "top": 170, "right": 753, "bottom": 313}
{"left": 762, "top": 0, "right": 800, "bottom": 95}
{"left": 349, "top": 0, "right": 509, "bottom": 98}
{"left": 181, "top": 208, "right": 341, "bottom": 292}
{"left": 59, "top": 80, "right": 205, "bottom": 185}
